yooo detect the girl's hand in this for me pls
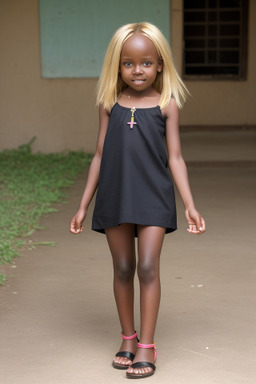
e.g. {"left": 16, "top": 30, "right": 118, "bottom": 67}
{"left": 70, "top": 209, "right": 87, "bottom": 234}
{"left": 185, "top": 207, "right": 206, "bottom": 235}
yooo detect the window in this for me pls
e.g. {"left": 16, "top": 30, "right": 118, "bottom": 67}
{"left": 183, "top": 0, "right": 248, "bottom": 79}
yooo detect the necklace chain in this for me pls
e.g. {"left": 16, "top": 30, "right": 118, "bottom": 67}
{"left": 126, "top": 94, "right": 155, "bottom": 99}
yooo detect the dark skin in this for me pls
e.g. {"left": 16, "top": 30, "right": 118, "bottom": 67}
{"left": 70, "top": 32, "right": 205, "bottom": 377}
{"left": 106, "top": 223, "right": 165, "bottom": 376}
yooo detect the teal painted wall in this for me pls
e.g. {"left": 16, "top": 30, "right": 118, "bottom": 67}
{"left": 39, "top": 0, "right": 170, "bottom": 78}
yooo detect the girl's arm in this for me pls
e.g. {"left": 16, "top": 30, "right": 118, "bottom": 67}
{"left": 163, "top": 99, "right": 205, "bottom": 234}
{"left": 70, "top": 105, "right": 110, "bottom": 234}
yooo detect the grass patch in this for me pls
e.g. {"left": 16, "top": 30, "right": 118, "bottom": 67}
{"left": 0, "top": 138, "right": 92, "bottom": 284}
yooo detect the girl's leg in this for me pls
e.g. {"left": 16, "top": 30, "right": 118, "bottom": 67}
{"left": 126, "top": 225, "right": 165, "bottom": 376}
{"left": 105, "top": 223, "right": 137, "bottom": 366}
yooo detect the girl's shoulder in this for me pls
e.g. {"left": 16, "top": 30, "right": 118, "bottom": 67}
{"left": 161, "top": 97, "right": 179, "bottom": 120}
{"left": 99, "top": 103, "right": 111, "bottom": 117}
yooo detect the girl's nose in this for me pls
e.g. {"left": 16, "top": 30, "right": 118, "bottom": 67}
{"left": 133, "top": 64, "right": 143, "bottom": 74}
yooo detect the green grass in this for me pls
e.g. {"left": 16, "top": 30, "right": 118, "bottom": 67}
{"left": 0, "top": 138, "right": 92, "bottom": 284}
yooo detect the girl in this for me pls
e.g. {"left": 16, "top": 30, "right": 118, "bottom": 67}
{"left": 70, "top": 22, "right": 205, "bottom": 379}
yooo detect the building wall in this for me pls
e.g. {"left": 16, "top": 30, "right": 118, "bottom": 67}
{"left": 0, "top": 0, "right": 98, "bottom": 153}
{"left": 0, "top": 0, "right": 255, "bottom": 153}
{"left": 171, "top": 0, "right": 256, "bottom": 127}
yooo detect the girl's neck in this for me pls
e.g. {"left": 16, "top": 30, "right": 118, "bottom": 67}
{"left": 118, "top": 87, "right": 161, "bottom": 108}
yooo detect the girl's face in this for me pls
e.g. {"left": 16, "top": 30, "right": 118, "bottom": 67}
{"left": 120, "top": 32, "right": 162, "bottom": 94}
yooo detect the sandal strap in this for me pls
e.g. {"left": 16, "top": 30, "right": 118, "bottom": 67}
{"left": 130, "top": 361, "right": 156, "bottom": 371}
{"left": 115, "top": 351, "right": 135, "bottom": 361}
{"left": 137, "top": 342, "right": 155, "bottom": 349}
{"left": 137, "top": 342, "right": 157, "bottom": 361}
{"left": 121, "top": 331, "right": 138, "bottom": 340}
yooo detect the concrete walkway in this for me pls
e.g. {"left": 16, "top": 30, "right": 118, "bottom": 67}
{"left": 1, "top": 131, "right": 256, "bottom": 384}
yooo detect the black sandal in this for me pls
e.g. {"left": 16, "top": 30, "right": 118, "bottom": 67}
{"left": 112, "top": 331, "right": 139, "bottom": 370}
{"left": 126, "top": 342, "right": 157, "bottom": 379}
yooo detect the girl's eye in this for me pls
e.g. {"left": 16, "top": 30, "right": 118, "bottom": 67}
{"left": 124, "top": 62, "right": 132, "bottom": 67}
{"left": 144, "top": 62, "right": 151, "bottom": 66}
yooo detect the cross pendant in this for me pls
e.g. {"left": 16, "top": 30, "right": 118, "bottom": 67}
{"left": 127, "top": 107, "right": 137, "bottom": 129}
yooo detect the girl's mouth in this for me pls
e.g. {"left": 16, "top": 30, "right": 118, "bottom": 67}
{"left": 132, "top": 79, "right": 145, "bottom": 84}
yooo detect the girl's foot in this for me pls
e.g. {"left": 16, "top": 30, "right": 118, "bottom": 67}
{"left": 112, "top": 332, "right": 138, "bottom": 369}
{"left": 126, "top": 343, "right": 157, "bottom": 379}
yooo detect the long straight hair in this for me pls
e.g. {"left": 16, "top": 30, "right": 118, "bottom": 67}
{"left": 96, "top": 22, "right": 188, "bottom": 112}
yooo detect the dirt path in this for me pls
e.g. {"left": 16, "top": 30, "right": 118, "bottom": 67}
{"left": 1, "top": 168, "right": 256, "bottom": 384}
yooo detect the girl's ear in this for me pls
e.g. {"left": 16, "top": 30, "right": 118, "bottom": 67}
{"left": 157, "top": 58, "right": 163, "bottom": 73}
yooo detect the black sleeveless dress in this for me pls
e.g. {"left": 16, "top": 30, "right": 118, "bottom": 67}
{"left": 92, "top": 103, "right": 177, "bottom": 236}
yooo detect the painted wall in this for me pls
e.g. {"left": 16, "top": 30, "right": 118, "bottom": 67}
{"left": 0, "top": 0, "right": 98, "bottom": 153}
{"left": 39, "top": 0, "right": 170, "bottom": 78}
{"left": 0, "top": 0, "right": 255, "bottom": 153}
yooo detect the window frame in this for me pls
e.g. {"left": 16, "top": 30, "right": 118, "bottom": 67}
{"left": 182, "top": 0, "right": 249, "bottom": 81}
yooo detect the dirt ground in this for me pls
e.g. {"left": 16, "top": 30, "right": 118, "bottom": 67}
{"left": 1, "top": 132, "right": 256, "bottom": 384}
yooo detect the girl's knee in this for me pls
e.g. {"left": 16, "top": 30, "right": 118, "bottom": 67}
{"left": 137, "top": 258, "right": 158, "bottom": 285}
{"left": 115, "top": 258, "right": 135, "bottom": 283}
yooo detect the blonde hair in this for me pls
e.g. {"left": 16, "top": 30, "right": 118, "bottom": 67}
{"left": 96, "top": 22, "right": 188, "bottom": 112}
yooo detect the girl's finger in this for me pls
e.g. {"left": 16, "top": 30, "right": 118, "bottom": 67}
{"left": 199, "top": 217, "right": 206, "bottom": 233}
{"left": 70, "top": 220, "right": 84, "bottom": 234}
{"left": 187, "top": 224, "right": 200, "bottom": 234}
